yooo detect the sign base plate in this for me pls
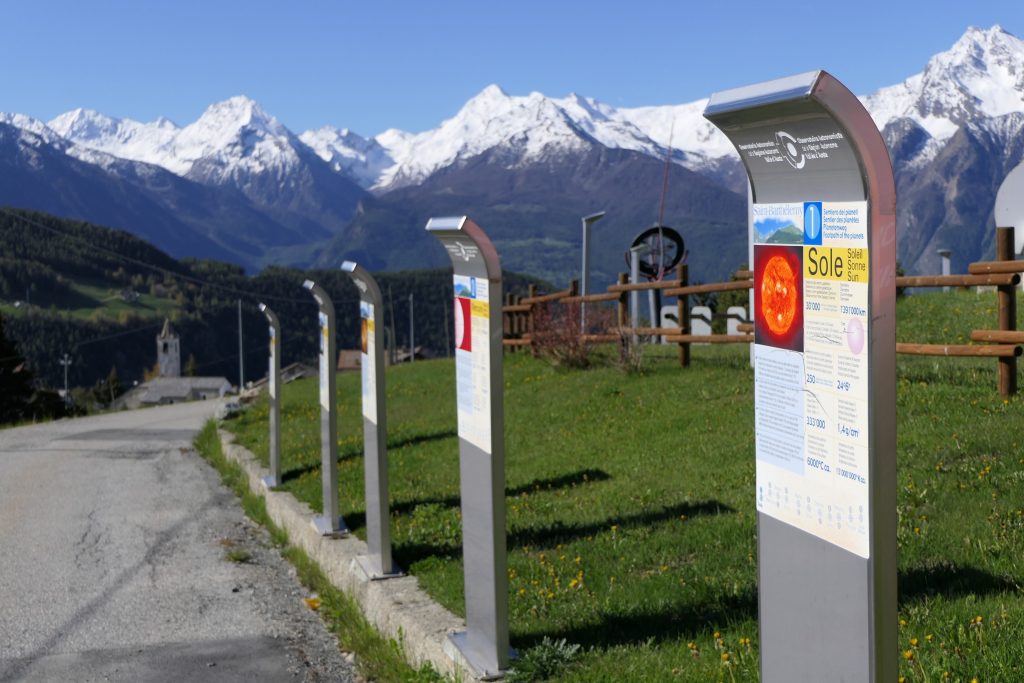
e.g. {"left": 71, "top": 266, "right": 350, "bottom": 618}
{"left": 310, "top": 515, "right": 348, "bottom": 537}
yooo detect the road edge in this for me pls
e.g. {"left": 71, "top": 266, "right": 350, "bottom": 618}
{"left": 217, "top": 428, "right": 483, "bottom": 683}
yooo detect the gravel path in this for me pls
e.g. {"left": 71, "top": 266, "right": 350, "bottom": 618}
{"left": 0, "top": 401, "right": 355, "bottom": 682}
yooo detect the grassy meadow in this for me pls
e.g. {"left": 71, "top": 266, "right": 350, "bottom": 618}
{"left": 223, "top": 288, "right": 1024, "bottom": 682}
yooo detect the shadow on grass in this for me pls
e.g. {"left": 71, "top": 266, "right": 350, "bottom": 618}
{"left": 280, "top": 447, "right": 363, "bottom": 484}
{"left": 898, "top": 561, "right": 1021, "bottom": 604}
{"left": 389, "top": 468, "right": 612, "bottom": 517}
{"left": 517, "top": 589, "right": 758, "bottom": 650}
{"left": 387, "top": 429, "right": 457, "bottom": 450}
{"left": 392, "top": 498, "right": 734, "bottom": 567}
{"left": 509, "top": 499, "right": 734, "bottom": 549}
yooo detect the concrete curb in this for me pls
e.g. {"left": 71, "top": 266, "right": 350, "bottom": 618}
{"left": 217, "top": 429, "right": 484, "bottom": 682}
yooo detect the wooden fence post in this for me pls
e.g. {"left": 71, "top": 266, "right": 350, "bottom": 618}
{"left": 527, "top": 284, "right": 538, "bottom": 356}
{"left": 997, "top": 226, "right": 1017, "bottom": 396}
{"left": 616, "top": 273, "right": 628, "bottom": 330}
{"left": 677, "top": 263, "right": 690, "bottom": 368}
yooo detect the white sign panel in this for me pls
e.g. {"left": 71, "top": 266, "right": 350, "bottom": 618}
{"left": 453, "top": 274, "right": 491, "bottom": 452}
{"left": 753, "top": 200, "right": 870, "bottom": 558}
{"left": 319, "top": 311, "right": 330, "bottom": 409}
{"left": 268, "top": 326, "right": 277, "bottom": 397}
{"left": 360, "top": 301, "right": 377, "bottom": 424}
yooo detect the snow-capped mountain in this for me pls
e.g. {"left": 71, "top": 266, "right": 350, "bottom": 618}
{"left": 2, "top": 24, "right": 1024, "bottom": 281}
{"left": 50, "top": 97, "right": 366, "bottom": 237}
{"left": 299, "top": 126, "right": 394, "bottom": 188}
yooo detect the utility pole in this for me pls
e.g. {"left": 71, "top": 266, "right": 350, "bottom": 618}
{"left": 408, "top": 292, "right": 415, "bottom": 363}
{"left": 387, "top": 285, "right": 397, "bottom": 365}
{"left": 238, "top": 299, "right": 244, "bottom": 391}
{"left": 59, "top": 353, "right": 72, "bottom": 408}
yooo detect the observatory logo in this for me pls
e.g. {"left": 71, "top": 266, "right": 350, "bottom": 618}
{"left": 775, "top": 131, "right": 806, "bottom": 170}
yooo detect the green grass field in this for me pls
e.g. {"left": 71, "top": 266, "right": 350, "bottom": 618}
{"left": 0, "top": 280, "right": 177, "bottom": 321}
{"left": 225, "top": 289, "right": 1024, "bottom": 682}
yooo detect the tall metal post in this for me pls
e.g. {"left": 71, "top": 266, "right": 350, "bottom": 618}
{"left": 238, "top": 299, "right": 244, "bottom": 390}
{"left": 408, "top": 292, "right": 415, "bottom": 363}
{"left": 580, "top": 211, "right": 606, "bottom": 333}
{"left": 59, "top": 353, "right": 72, "bottom": 408}
{"left": 258, "top": 303, "right": 281, "bottom": 489}
{"left": 705, "top": 71, "right": 897, "bottom": 681}
{"left": 937, "top": 249, "right": 952, "bottom": 293}
{"left": 342, "top": 261, "right": 401, "bottom": 579}
{"left": 426, "top": 216, "right": 509, "bottom": 678}
{"left": 303, "top": 280, "right": 346, "bottom": 536}
{"left": 629, "top": 243, "right": 651, "bottom": 344}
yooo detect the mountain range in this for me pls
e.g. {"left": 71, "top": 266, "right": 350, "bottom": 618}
{"left": 2, "top": 24, "right": 1023, "bottom": 285}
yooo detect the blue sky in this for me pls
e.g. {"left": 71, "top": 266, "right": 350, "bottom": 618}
{"left": 1, "top": 0, "right": 1021, "bottom": 137}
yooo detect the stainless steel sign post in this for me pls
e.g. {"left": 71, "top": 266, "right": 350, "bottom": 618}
{"left": 426, "top": 216, "right": 510, "bottom": 678}
{"left": 704, "top": 71, "right": 897, "bottom": 681}
{"left": 258, "top": 302, "right": 282, "bottom": 489}
{"left": 342, "top": 261, "right": 401, "bottom": 580}
{"left": 580, "top": 211, "right": 606, "bottom": 333}
{"left": 303, "top": 280, "right": 347, "bottom": 536}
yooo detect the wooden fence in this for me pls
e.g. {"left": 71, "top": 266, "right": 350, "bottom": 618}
{"left": 503, "top": 226, "right": 1023, "bottom": 395}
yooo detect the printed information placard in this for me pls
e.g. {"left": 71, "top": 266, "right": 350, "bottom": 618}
{"left": 753, "top": 200, "right": 870, "bottom": 558}
{"left": 319, "top": 311, "right": 330, "bottom": 410}
{"left": 360, "top": 302, "right": 377, "bottom": 423}
{"left": 453, "top": 274, "right": 491, "bottom": 452}
{"left": 269, "top": 326, "right": 277, "bottom": 397}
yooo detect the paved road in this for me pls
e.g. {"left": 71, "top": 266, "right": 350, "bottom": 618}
{"left": 0, "top": 402, "right": 354, "bottom": 682}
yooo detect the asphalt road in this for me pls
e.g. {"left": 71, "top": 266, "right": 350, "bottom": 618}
{"left": 0, "top": 401, "right": 354, "bottom": 682}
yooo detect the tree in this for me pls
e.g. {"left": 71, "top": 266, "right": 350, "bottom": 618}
{"left": 0, "top": 314, "right": 37, "bottom": 424}
{"left": 106, "top": 365, "right": 123, "bottom": 403}
{"left": 185, "top": 354, "right": 198, "bottom": 377}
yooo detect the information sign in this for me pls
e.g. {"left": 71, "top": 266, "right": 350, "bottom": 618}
{"left": 753, "top": 201, "right": 870, "bottom": 557}
{"left": 454, "top": 273, "right": 492, "bottom": 452}
{"left": 705, "top": 71, "right": 896, "bottom": 681}
{"left": 304, "top": 280, "right": 345, "bottom": 536}
{"left": 259, "top": 303, "right": 281, "bottom": 489}
{"left": 360, "top": 301, "right": 377, "bottom": 424}
{"left": 426, "top": 216, "right": 510, "bottom": 678}
{"left": 342, "top": 261, "right": 398, "bottom": 579}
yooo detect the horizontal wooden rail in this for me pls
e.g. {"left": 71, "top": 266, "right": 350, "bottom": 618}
{"left": 630, "top": 326, "right": 687, "bottom": 336}
{"left": 734, "top": 270, "right": 753, "bottom": 279}
{"left": 664, "top": 280, "right": 753, "bottom": 297}
{"left": 968, "top": 260, "right": 1024, "bottom": 275}
{"left": 896, "top": 273, "right": 1020, "bottom": 288}
{"left": 896, "top": 343, "right": 1022, "bottom": 357}
{"left": 562, "top": 292, "right": 622, "bottom": 304}
{"left": 737, "top": 323, "right": 754, "bottom": 333}
{"left": 502, "top": 304, "right": 532, "bottom": 313}
{"left": 607, "top": 280, "right": 683, "bottom": 293}
{"left": 502, "top": 338, "right": 533, "bottom": 347}
{"left": 665, "top": 334, "right": 753, "bottom": 344}
{"left": 521, "top": 289, "right": 573, "bottom": 305}
{"left": 581, "top": 334, "right": 621, "bottom": 343}
{"left": 970, "top": 330, "right": 1024, "bottom": 344}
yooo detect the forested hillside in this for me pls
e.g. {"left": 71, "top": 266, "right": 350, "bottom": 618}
{"left": 0, "top": 209, "right": 544, "bottom": 392}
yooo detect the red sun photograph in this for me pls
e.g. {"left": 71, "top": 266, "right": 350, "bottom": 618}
{"left": 754, "top": 245, "right": 804, "bottom": 351}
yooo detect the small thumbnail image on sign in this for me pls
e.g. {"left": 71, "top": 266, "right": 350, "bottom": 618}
{"left": 754, "top": 245, "right": 804, "bottom": 352}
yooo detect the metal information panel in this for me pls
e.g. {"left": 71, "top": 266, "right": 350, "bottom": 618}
{"left": 995, "top": 161, "right": 1024, "bottom": 254}
{"left": 705, "top": 71, "right": 896, "bottom": 681}
{"left": 303, "top": 280, "right": 346, "bottom": 536}
{"left": 342, "top": 261, "right": 400, "bottom": 580}
{"left": 259, "top": 303, "right": 281, "bottom": 489}
{"left": 426, "top": 216, "right": 509, "bottom": 678}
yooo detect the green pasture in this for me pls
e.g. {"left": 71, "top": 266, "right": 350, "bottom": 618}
{"left": 224, "top": 289, "right": 1024, "bottom": 682}
{"left": 0, "top": 280, "right": 176, "bottom": 321}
